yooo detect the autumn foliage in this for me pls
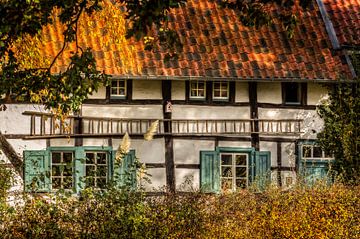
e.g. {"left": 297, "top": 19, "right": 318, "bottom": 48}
{"left": 0, "top": 182, "right": 359, "bottom": 239}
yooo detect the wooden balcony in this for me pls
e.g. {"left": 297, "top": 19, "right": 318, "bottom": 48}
{"left": 22, "top": 111, "right": 303, "bottom": 139}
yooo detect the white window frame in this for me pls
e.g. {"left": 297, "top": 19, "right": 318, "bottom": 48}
{"left": 213, "top": 81, "right": 229, "bottom": 101}
{"left": 220, "top": 153, "right": 248, "bottom": 191}
{"left": 110, "top": 79, "right": 127, "bottom": 99}
{"left": 189, "top": 80, "right": 206, "bottom": 100}
{"left": 51, "top": 151, "right": 74, "bottom": 190}
{"left": 301, "top": 144, "right": 333, "bottom": 160}
{"left": 85, "top": 151, "right": 109, "bottom": 189}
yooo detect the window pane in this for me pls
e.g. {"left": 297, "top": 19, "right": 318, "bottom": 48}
{"left": 190, "top": 89, "right": 197, "bottom": 96}
{"left": 86, "top": 177, "right": 95, "bottom": 187}
{"left": 221, "top": 82, "right": 228, "bottom": 88}
{"left": 111, "top": 80, "right": 117, "bottom": 87}
{"left": 98, "top": 166, "right": 107, "bottom": 177}
{"left": 52, "top": 153, "right": 61, "bottom": 164}
{"left": 86, "top": 166, "right": 96, "bottom": 176}
{"left": 236, "top": 167, "right": 247, "bottom": 177}
{"left": 213, "top": 90, "right": 221, "bottom": 97}
{"left": 86, "top": 153, "right": 95, "bottom": 164}
{"left": 63, "top": 153, "right": 72, "bottom": 163}
{"left": 235, "top": 155, "right": 247, "bottom": 165}
{"left": 221, "top": 155, "right": 232, "bottom": 165}
{"left": 284, "top": 83, "right": 300, "bottom": 103}
{"left": 198, "top": 82, "right": 205, "bottom": 89}
{"left": 190, "top": 82, "right": 197, "bottom": 89}
{"left": 220, "top": 90, "right": 228, "bottom": 98}
{"left": 119, "top": 88, "right": 125, "bottom": 96}
{"left": 214, "top": 82, "right": 220, "bottom": 89}
{"left": 97, "top": 178, "right": 107, "bottom": 189}
{"left": 221, "top": 166, "right": 233, "bottom": 177}
{"left": 302, "top": 146, "right": 312, "bottom": 158}
{"left": 198, "top": 89, "right": 205, "bottom": 96}
{"left": 63, "top": 177, "right": 72, "bottom": 189}
{"left": 97, "top": 153, "right": 107, "bottom": 164}
{"left": 313, "top": 146, "right": 322, "bottom": 158}
{"left": 52, "top": 166, "right": 61, "bottom": 176}
{"left": 52, "top": 178, "right": 61, "bottom": 189}
{"left": 63, "top": 165, "right": 72, "bottom": 176}
{"left": 236, "top": 179, "right": 247, "bottom": 189}
{"left": 118, "top": 80, "right": 125, "bottom": 87}
{"left": 111, "top": 88, "right": 118, "bottom": 95}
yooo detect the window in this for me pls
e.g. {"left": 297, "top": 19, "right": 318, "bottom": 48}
{"left": 189, "top": 80, "right": 206, "bottom": 100}
{"left": 200, "top": 148, "right": 270, "bottom": 193}
{"left": 24, "top": 147, "right": 136, "bottom": 193}
{"left": 213, "top": 81, "right": 229, "bottom": 100}
{"left": 111, "top": 80, "right": 127, "bottom": 98}
{"left": 220, "top": 153, "right": 248, "bottom": 191}
{"left": 85, "top": 152, "right": 108, "bottom": 188}
{"left": 282, "top": 82, "right": 301, "bottom": 104}
{"left": 298, "top": 142, "right": 334, "bottom": 185}
{"left": 51, "top": 152, "right": 73, "bottom": 190}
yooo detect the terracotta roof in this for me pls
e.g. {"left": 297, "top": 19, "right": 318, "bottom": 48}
{"left": 40, "top": 0, "right": 354, "bottom": 80}
{"left": 323, "top": 0, "right": 360, "bottom": 47}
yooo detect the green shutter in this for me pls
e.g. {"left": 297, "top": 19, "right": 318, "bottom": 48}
{"left": 254, "top": 151, "right": 271, "bottom": 191}
{"left": 23, "top": 150, "right": 51, "bottom": 192}
{"left": 304, "top": 161, "right": 331, "bottom": 186}
{"left": 74, "top": 147, "right": 86, "bottom": 193}
{"left": 200, "top": 151, "right": 220, "bottom": 193}
{"left": 112, "top": 150, "right": 136, "bottom": 189}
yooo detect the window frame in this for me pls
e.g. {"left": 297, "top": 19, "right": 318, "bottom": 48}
{"left": 189, "top": 80, "right": 206, "bottom": 100}
{"left": 51, "top": 151, "right": 74, "bottom": 190}
{"left": 212, "top": 81, "right": 230, "bottom": 101}
{"left": 220, "top": 153, "right": 249, "bottom": 192}
{"left": 282, "top": 82, "right": 307, "bottom": 105}
{"left": 110, "top": 79, "right": 127, "bottom": 99}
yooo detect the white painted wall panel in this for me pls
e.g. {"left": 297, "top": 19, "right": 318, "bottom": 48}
{"left": 218, "top": 141, "right": 251, "bottom": 148}
{"left": 235, "top": 82, "right": 249, "bottom": 102}
{"left": 132, "top": 80, "right": 162, "bottom": 100}
{"left": 83, "top": 138, "right": 109, "bottom": 147}
{"left": 281, "top": 171, "right": 297, "bottom": 188}
{"left": 112, "top": 138, "right": 165, "bottom": 164}
{"left": 172, "top": 105, "right": 250, "bottom": 119}
{"left": 307, "top": 83, "right": 327, "bottom": 105}
{"left": 172, "top": 81, "right": 186, "bottom": 100}
{"left": 257, "top": 82, "right": 282, "bottom": 104}
{"left": 88, "top": 85, "right": 106, "bottom": 99}
{"left": 140, "top": 168, "right": 166, "bottom": 191}
{"left": 175, "top": 169, "right": 200, "bottom": 191}
{"left": 259, "top": 141, "right": 278, "bottom": 167}
{"left": 281, "top": 142, "right": 296, "bottom": 168}
{"left": 0, "top": 104, "right": 45, "bottom": 134}
{"left": 174, "top": 139, "right": 215, "bottom": 164}
{"left": 50, "top": 138, "right": 75, "bottom": 147}
{"left": 8, "top": 139, "right": 47, "bottom": 154}
{"left": 82, "top": 105, "right": 162, "bottom": 119}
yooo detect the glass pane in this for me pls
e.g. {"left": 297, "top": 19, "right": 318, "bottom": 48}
{"left": 221, "top": 179, "right": 232, "bottom": 190}
{"left": 235, "top": 155, "right": 247, "bottom": 166}
{"left": 198, "top": 82, "right": 205, "bottom": 89}
{"left": 86, "top": 153, "right": 95, "bottom": 164}
{"left": 98, "top": 166, "right": 107, "bottom": 177}
{"left": 221, "top": 166, "right": 233, "bottom": 177}
{"left": 52, "top": 166, "right": 61, "bottom": 176}
{"left": 119, "top": 88, "right": 125, "bottom": 96}
{"left": 63, "top": 153, "right": 72, "bottom": 163}
{"left": 63, "top": 165, "right": 72, "bottom": 176}
{"left": 302, "top": 146, "right": 312, "bottom": 158}
{"left": 97, "top": 153, "right": 107, "bottom": 164}
{"left": 214, "top": 82, "right": 220, "bottom": 89}
{"left": 86, "top": 177, "right": 95, "bottom": 187}
{"left": 221, "top": 155, "right": 232, "bottom": 165}
{"left": 198, "top": 89, "right": 205, "bottom": 97}
{"left": 86, "top": 166, "right": 96, "bottom": 176}
{"left": 111, "top": 80, "right": 117, "bottom": 87}
{"left": 190, "top": 89, "right": 197, "bottom": 96}
{"left": 63, "top": 177, "right": 73, "bottom": 189}
{"left": 221, "top": 82, "right": 228, "bottom": 88}
{"left": 97, "top": 178, "right": 107, "bottom": 188}
{"left": 220, "top": 90, "right": 228, "bottom": 98}
{"left": 111, "top": 88, "right": 118, "bottom": 95}
{"left": 52, "top": 178, "right": 61, "bottom": 189}
{"left": 190, "top": 82, "right": 197, "bottom": 89}
{"left": 236, "top": 167, "right": 247, "bottom": 177}
{"left": 313, "top": 146, "right": 322, "bottom": 158}
{"left": 52, "top": 152, "right": 61, "bottom": 164}
{"left": 118, "top": 80, "right": 125, "bottom": 87}
{"left": 284, "top": 83, "right": 300, "bottom": 103}
{"left": 236, "top": 179, "right": 247, "bottom": 189}
{"left": 214, "top": 90, "right": 221, "bottom": 97}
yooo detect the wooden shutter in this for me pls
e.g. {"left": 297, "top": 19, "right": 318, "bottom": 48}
{"left": 200, "top": 151, "right": 220, "bottom": 193}
{"left": 74, "top": 147, "right": 86, "bottom": 193}
{"left": 304, "top": 161, "right": 330, "bottom": 186}
{"left": 112, "top": 150, "right": 136, "bottom": 189}
{"left": 254, "top": 151, "right": 271, "bottom": 190}
{"left": 23, "top": 150, "right": 51, "bottom": 192}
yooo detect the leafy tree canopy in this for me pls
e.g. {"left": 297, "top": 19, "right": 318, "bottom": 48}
{"left": 0, "top": 0, "right": 311, "bottom": 115}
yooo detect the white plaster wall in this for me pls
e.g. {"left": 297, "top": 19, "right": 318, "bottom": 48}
{"left": 81, "top": 105, "right": 162, "bottom": 119}
{"left": 258, "top": 108, "right": 323, "bottom": 139}
{"left": 259, "top": 141, "right": 278, "bottom": 167}
{"left": 281, "top": 142, "right": 296, "bottom": 168}
{"left": 175, "top": 168, "right": 200, "bottom": 191}
{"left": 7, "top": 139, "right": 47, "bottom": 155}
{"left": 307, "top": 83, "right": 327, "bottom": 105}
{"left": 83, "top": 138, "right": 109, "bottom": 147}
{"left": 132, "top": 80, "right": 162, "bottom": 100}
{"left": 0, "top": 104, "right": 46, "bottom": 134}
{"left": 140, "top": 168, "right": 166, "bottom": 191}
{"left": 174, "top": 139, "right": 215, "bottom": 164}
{"left": 257, "top": 82, "right": 282, "bottom": 104}
{"left": 217, "top": 141, "right": 251, "bottom": 148}
{"left": 235, "top": 82, "right": 249, "bottom": 102}
{"left": 281, "top": 171, "right": 297, "bottom": 189}
{"left": 50, "top": 138, "right": 75, "bottom": 147}
{"left": 171, "top": 81, "right": 186, "bottom": 100}
{"left": 172, "top": 105, "right": 250, "bottom": 119}
{"left": 112, "top": 138, "right": 165, "bottom": 164}
{"left": 88, "top": 85, "right": 106, "bottom": 99}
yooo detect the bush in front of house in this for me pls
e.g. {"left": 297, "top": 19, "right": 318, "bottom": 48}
{"left": 0, "top": 183, "right": 359, "bottom": 238}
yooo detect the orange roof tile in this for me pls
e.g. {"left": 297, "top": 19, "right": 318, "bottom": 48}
{"left": 323, "top": 0, "right": 360, "bottom": 47}
{"left": 39, "top": 0, "right": 354, "bottom": 80}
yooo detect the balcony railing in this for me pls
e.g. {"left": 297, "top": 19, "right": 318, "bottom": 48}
{"left": 22, "top": 111, "right": 303, "bottom": 139}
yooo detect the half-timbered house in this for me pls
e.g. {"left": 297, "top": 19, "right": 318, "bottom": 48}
{"left": 1, "top": 0, "right": 359, "bottom": 193}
